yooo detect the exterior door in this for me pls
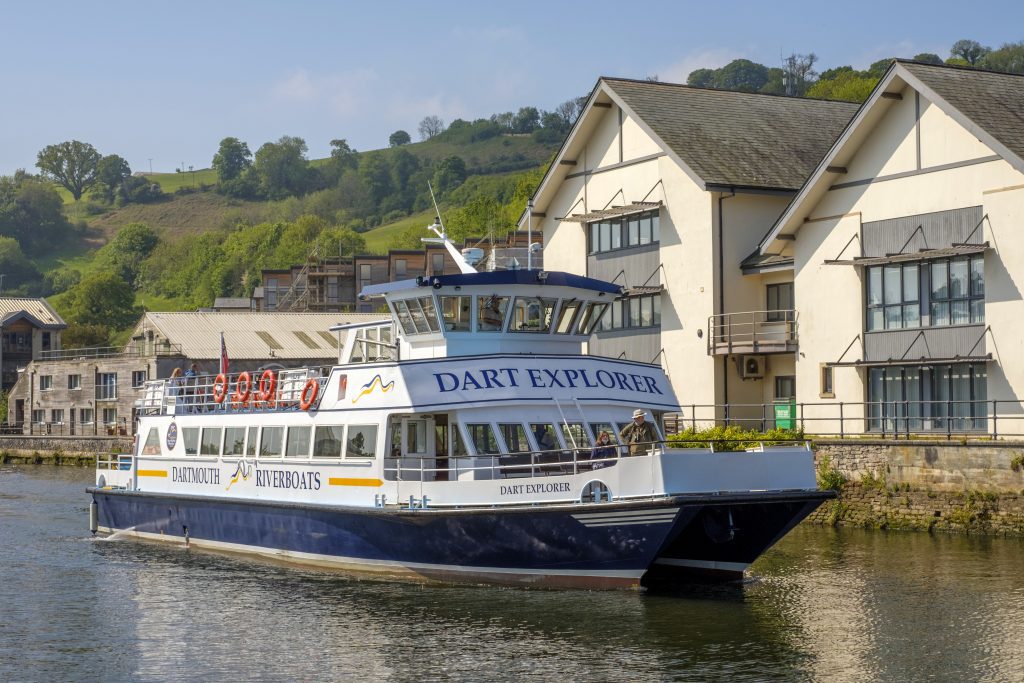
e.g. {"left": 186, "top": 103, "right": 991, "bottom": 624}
{"left": 401, "top": 417, "right": 436, "bottom": 480}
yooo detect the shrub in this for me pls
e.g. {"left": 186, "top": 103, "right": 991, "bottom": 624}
{"left": 817, "top": 454, "right": 847, "bottom": 491}
{"left": 667, "top": 425, "right": 805, "bottom": 452}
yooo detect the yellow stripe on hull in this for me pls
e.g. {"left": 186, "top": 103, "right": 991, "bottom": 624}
{"left": 137, "top": 470, "right": 168, "bottom": 478}
{"left": 328, "top": 477, "right": 383, "bottom": 487}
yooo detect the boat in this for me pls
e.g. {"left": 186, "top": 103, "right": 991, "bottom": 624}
{"left": 89, "top": 231, "right": 832, "bottom": 590}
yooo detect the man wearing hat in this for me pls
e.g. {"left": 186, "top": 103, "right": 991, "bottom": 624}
{"left": 620, "top": 408, "right": 657, "bottom": 456}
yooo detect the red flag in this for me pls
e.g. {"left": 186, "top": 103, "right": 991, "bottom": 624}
{"left": 220, "top": 332, "right": 229, "bottom": 375}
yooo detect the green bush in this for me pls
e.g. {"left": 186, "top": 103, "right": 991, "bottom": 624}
{"left": 817, "top": 454, "right": 848, "bottom": 491}
{"left": 667, "top": 425, "right": 805, "bottom": 452}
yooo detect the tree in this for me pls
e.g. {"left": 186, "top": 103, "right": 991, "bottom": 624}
{"left": 687, "top": 68, "right": 717, "bottom": 88}
{"left": 98, "top": 222, "right": 159, "bottom": 287}
{"left": 432, "top": 155, "right": 467, "bottom": 196}
{"left": 62, "top": 322, "right": 110, "bottom": 349}
{"left": 981, "top": 42, "right": 1024, "bottom": 74}
{"left": 781, "top": 53, "right": 818, "bottom": 96}
{"left": 254, "top": 136, "right": 312, "bottom": 199}
{"left": 867, "top": 58, "right": 897, "bottom": 78}
{"left": 0, "top": 236, "right": 42, "bottom": 294}
{"left": 358, "top": 152, "right": 394, "bottom": 205}
{"left": 212, "top": 137, "right": 252, "bottom": 182}
{"left": 35, "top": 140, "right": 101, "bottom": 200}
{"left": 714, "top": 59, "right": 770, "bottom": 92}
{"left": 388, "top": 130, "right": 411, "bottom": 147}
{"left": 94, "top": 154, "right": 132, "bottom": 204}
{"left": 806, "top": 70, "right": 878, "bottom": 103}
{"left": 950, "top": 39, "right": 990, "bottom": 66}
{"left": 0, "top": 174, "right": 72, "bottom": 254}
{"left": 512, "top": 107, "right": 540, "bottom": 133}
{"left": 912, "top": 53, "right": 944, "bottom": 65}
{"left": 329, "top": 139, "right": 358, "bottom": 170}
{"left": 553, "top": 97, "right": 586, "bottom": 128}
{"left": 60, "top": 272, "right": 140, "bottom": 330}
{"left": 418, "top": 115, "right": 445, "bottom": 140}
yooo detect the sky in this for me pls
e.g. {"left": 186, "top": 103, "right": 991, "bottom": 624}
{"left": 1, "top": 1, "right": 1021, "bottom": 176}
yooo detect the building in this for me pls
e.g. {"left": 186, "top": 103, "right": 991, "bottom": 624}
{"left": 0, "top": 297, "right": 66, "bottom": 395}
{"left": 525, "top": 77, "right": 858, "bottom": 422}
{"left": 8, "top": 310, "right": 383, "bottom": 435}
{"left": 757, "top": 61, "right": 1024, "bottom": 436}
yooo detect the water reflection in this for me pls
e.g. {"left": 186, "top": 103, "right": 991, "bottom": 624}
{"left": 2, "top": 466, "right": 1024, "bottom": 682}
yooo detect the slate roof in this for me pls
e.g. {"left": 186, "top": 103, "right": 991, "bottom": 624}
{"left": 604, "top": 78, "right": 861, "bottom": 190}
{"left": 900, "top": 61, "right": 1024, "bottom": 165}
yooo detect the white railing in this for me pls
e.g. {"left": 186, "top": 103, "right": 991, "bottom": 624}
{"left": 139, "top": 368, "right": 330, "bottom": 416}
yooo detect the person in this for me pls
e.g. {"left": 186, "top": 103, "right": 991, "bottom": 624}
{"left": 480, "top": 296, "right": 504, "bottom": 331}
{"left": 619, "top": 409, "right": 657, "bottom": 456}
{"left": 534, "top": 425, "right": 556, "bottom": 451}
{"left": 590, "top": 430, "right": 616, "bottom": 468}
{"left": 184, "top": 363, "right": 201, "bottom": 411}
{"left": 168, "top": 367, "right": 184, "bottom": 401}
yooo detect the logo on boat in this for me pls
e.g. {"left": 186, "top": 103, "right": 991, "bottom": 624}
{"left": 226, "top": 459, "right": 253, "bottom": 491}
{"left": 166, "top": 422, "right": 177, "bottom": 450}
{"left": 351, "top": 374, "right": 395, "bottom": 404}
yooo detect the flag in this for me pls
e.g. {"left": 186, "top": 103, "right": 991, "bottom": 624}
{"left": 219, "top": 332, "right": 229, "bottom": 375}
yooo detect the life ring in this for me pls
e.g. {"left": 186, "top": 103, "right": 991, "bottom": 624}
{"left": 257, "top": 369, "right": 276, "bottom": 405}
{"left": 232, "top": 371, "right": 252, "bottom": 405}
{"left": 212, "top": 373, "right": 228, "bottom": 403}
{"left": 299, "top": 379, "right": 319, "bottom": 410}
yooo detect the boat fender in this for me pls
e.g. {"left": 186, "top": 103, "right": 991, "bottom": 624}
{"left": 299, "top": 378, "right": 319, "bottom": 410}
{"left": 89, "top": 500, "right": 98, "bottom": 534}
{"left": 257, "top": 369, "right": 277, "bottom": 406}
{"left": 212, "top": 374, "right": 229, "bottom": 403}
{"left": 232, "top": 371, "right": 252, "bottom": 405}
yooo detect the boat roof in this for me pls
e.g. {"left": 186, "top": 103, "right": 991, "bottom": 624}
{"left": 359, "top": 269, "right": 623, "bottom": 299}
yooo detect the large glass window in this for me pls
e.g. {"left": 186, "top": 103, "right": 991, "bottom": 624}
{"left": 313, "top": 425, "right": 345, "bottom": 458}
{"left": 560, "top": 423, "right": 591, "bottom": 450}
{"left": 201, "top": 428, "right": 222, "bottom": 456}
{"left": 868, "top": 363, "right": 987, "bottom": 432}
{"left": 260, "top": 426, "right": 284, "bottom": 457}
{"left": 183, "top": 428, "right": 199, "bottom": 456}
{"left": 476, "top": 295, "right": 509, "bottom": 332}
{"left": 498, "top": 423, "right": 532, "bottom": 453}
{"left": 509, "top": 297, "right": 557, "bottom": 333}
{"left": 598, "top": 295, "right": 660, "bottom": 332}
{"left": 440, "top": 295, "right": 472, "bottom": 331}
{"left": 589, "top": 210, "right": 660, "bottom": 254}
{"left": 529, "top": 423, "right": 560, "bottom": 451}
{"left": 931, "top": 255, "right": 984, "bottom": 326}
{"left": 466, "top": 423, "right": 500, "bottom": 454}
{"left": 223, "top": 427, "right": 246, "bottom": 456}
{"left": 866, "top": 263, "right": 920, "bottom": 331}
{"left": 285, "top": 426, "right": 311, "bottom": 457}
{"left": 347, "top": 425, "right": 377, "bottom": 458}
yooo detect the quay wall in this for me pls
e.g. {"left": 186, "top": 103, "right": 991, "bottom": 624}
{"left": 0, "top": 436, "right": 131, "bottom": 466}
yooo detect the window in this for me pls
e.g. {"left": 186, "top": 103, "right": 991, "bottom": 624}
{"left": 866, "top": 263, "right": 920, "bottom": 331}
{"left": 440, "top": 295, "right": 472, "bottom": 331}
{"left": 820, "top": 364, "right": 835, "bottom": 399}
{"left": 575, "top": 303, "right": 608, "bottom": 335}
{"left": 132, "top": 370, "right": 147, "bottom": 389}
{"left": 266, "top": 278, "right": 278, "bottom": 309}
{"left": 931, "top": 255, "right": 984, "bottom": 326}
{"left": 529, "top": 423, "right": 560, "bottom": 451}
{"left": 868, "top": 363, "right": 987, "bottom": 432}
{"left": 554, "top": 301, "right": 581, "bottom": 334}
{"left": 476, "top": 295, "right": 509, "bottom": 332}
{"left": 259, "top": 427, "right": 284, "bottom": 457}
{"left": 201, "top": 428, "right": 222, "bottom": 456}
{"left": 359, "top": 264, "right": 373, "bottom": 289}
{"left": 452, "top": 426, "right": 470, "bottom": 457}
{"left": 766, "top": 283, "right": 795, "bottom": 322}
{"left": 326, "top": 276, "right": 339, "bottom": 302}
{"left": 599, "top": 295, "right": 660, "bottom": 331}
{"left": 50, "top": 409, "right": 64, "bottom": 424}
{"left": 39, "top": 375, "right": 52, "bottom": 391}
{"left": 346, "top": 425, "right": 377, "bottom": 458}
{"left": 560, "top": 423, "right": 591, "bottom": 450}
{"left": 509, "top": 297, "right": 556, "bottom": 333}
{"left": 246, "top": 426, "right": 258, "bottom": 456}
{"left": 96, "top": 373, "right": 117, "bottom": 400}
{"left": 68, "top": 374, "right": 81, "bottom": 390}
{"left": 183, "top": 428, "right": 199, "bottom": 456}
{"left": 32, "top": 410, "right": 45, "bottom": 424}
{"left": 79, "top": 408, "right": 93, "bottom": 425}
{"left": 466, "top": 423, "right": 499, "bottom": 455}
{"left": 775, "top": 376, "right": 796, "bottom": 400}
{"left": 285, "top": 426, "right": 312, "bottom": 457}
{"left": 396, "top": 297, "right": 441, "bottom": 335}
{"left": 498, "top": 423, "right": 532, "bottom": 453}
{"left": 313, "top": 425, "right": 345, "bottom": 458}
{"left": 589, "top": 422, "right": 621, "bottom": 445}
{"left": 42, "top": 332, "right": 51, "bottom": 351}
{"left": 102, "top": 408, "right": 117, "bottom": 425}
{"left": 142, "top": 428, "right": 161, "bottom": 455}
{"left": 432, "top": 253, "right": 445, "bottom": 275}
{"left": 588, "top": 210, "right": 660, "bottom": 254}
{"left": 223, "top": 427, "right": 246, "bottom": 456}
{"left": 395, "top": 259, "right": 407, "bottom": 278}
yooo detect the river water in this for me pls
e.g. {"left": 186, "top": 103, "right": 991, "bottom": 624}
{"left": 2, "top": 465, "right": 1023, "bottom": 682}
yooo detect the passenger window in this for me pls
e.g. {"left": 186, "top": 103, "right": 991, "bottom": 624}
{"left": 347, "top": 424, "right": 378, "bottom": 458}
{"left": 245, "top": 426, "right": 258, "bottom": 456}
{"left": 476, "top": 295, "right": 509, "bottom": 332}
{"left": 466, "top": 423, "right": 500, "bottom": 454}
{"left": 200, "top": 428, "right": 222, "bottom": 456}
{"left": 529, "top": 423, "right": 560, "bottom": 451}
{"left": 285, "top": 426, "right": 311, "bottom": 457}
{"left": 498, "top": 423, "right": 532, "bottom": 453}
{"left": 313, "top": 425, "right": 344, "bottom": 458}
{"left": 560, "top": 423, "right": 591, "bottom": 449}
{"left": 141, "top": 427, "right": 161, "bottom": 455}
{"left": 223, "top": 427, "right": 246, "bottom": 456}
{"left": 183, "top": 428, "right": 199, "bottom": 456}
{"left": 260, "top": 426, "right": 284, "bottom": 457}
{"left": 589, "top": 422, "right": 621, "bottom": 445}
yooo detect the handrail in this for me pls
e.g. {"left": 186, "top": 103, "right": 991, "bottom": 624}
{"left": 706, "top": 309, "right": 798, "bottom": 355}
{"left": 39, "top": 343, "right": 184, "bottom": 361}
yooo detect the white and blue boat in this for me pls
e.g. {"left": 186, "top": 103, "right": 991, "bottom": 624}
{"left": 90, "top": 238, "right": 830, "bottom": 590}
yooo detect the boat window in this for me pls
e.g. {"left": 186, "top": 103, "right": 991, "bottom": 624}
{"left": 498, "top": 423, "right": 532, "bottom": 453}
{"left": 201, "top": 428, "right": 222, "bottom": 456}
{"left": 406, "top": 420, "right": 427, "bottom": 454}
{"left": 417, "top": 297, "right": 441, "bottom": 332}
{"left": 440, "top": 295, "right": 472, "bottom": 331}
{"left": 589, "top": 422, "right": 621, "bottom": 445}
{"left": 223, "top": 427, "right": 246, "bottom": 456}
{"left": 466, "top": 423, "right": 500, "bottom": 455}
{"left": 509, "top": 297, "right": 557, "bottom": 333}
{"left": 388, "top": 421, "right": 402, "bottom": 457}
{"left": 405, "top": 299, "right": 430, "bottom": 334}
{"left": 452, "top": 425, "right": 470, "bottom": 457}
{"left": 245, "top": 426, "right": 258, "bottom": 456}
{"left": 260, "top": 426, "right": 284, "bottom": 457}
{"left": 313, "top": 425, "right": 345, "bottom": 458}
{"left": 285, "top": 426, "right": 311, "bottom": 457}
{"left": 182, "top": 428, "right": 199, "bottom": 456}
{"left": 347, "top": 424, "right": 378, "bottom": 458}
{"left": 529, "top": 423, "right": 560, "bottom": 452}
{"left": 141, "top": 427, "right": 161, "bottom": 455}
{"left": 393, "top": 300, "right": 416, "bottom": 335}
{"left": 577, "top": 303, "right": 608, "bottom": 335}
{"left": 554, "top": 300, "right": 580, "bottom": 334}
{"left": 476, "top": 295, "right": 509, "bottom": 332}
{"left": 560, "top": 422, "right": 591, "bottom": 450}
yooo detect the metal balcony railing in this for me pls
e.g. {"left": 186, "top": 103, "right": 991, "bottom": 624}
{"left": 707, "top": 310, "right": 798, "bottom": 355}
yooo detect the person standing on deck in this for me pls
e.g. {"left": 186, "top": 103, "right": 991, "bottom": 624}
{"left": 620, "top": 409, "right": 657, "bottom": 456}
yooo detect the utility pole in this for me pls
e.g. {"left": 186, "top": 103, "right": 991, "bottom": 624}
{"left": 148, "top": 158, "right": 153, "bottom": 174}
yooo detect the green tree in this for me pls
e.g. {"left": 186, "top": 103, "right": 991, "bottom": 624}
{"left": 950, "top": 39, "right": 990, "bottom": 66}
{"left": 714, "top": 59, "right": 770, "bottom": 92}
{"left": 98, "top": 222, "right": 159, "bottom": 287}
{"left": 388, "top": 130, "right": 411, "bottom": 147}
{"left": 62, "top": 322, "right": 110, "bottom": 349}
{"left": 432, "top": 155, "right": 467, "bottom": 196}
{"left": 94, "top": 154, "right": 132, "bottom": 204}
{"left": 0, "top": 236, "right": 42, "bottom": 294}
{"left": 512, "top": 107, "right": 540, "bottom": 133}
{"left": 358, "top": 152, "right": 394, "bottom": 205}
{"left": 61, "top": 272, "right": 140, "bottom": 330}
{"left": 806, "top": 70, "right": 878, "bottom": 103}
{"left": 212, "top": 137, "right": 252, "bottom": 182}
{"left": 687, "top": 68, "right": 716, "bottom": 87}
{"left": 981, "top": 42, "right": 1024, "bottom": 74}
{"left": 912, "top": 52, "right": 944, "bottom": 65}
{"left": 254, "top": 136, "right": 312, "bottom": 199}
{"left": 867, "top": 58, "right": 896, "bottom": 78}
{"left": 35, "top": 140, "right": 101, "bottom": 200}
{"left": 0, "top": 174, "right": 72, "bottom": 254}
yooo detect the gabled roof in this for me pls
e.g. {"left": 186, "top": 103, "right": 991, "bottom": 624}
{"left": 760, "top": 61, "right": 1024, "bottom": 254}
{"left": 0, "top": 297, "right": 66, "bottom": 330}
{"left": 132, "top": 311, "right": 386, "bottom": 360}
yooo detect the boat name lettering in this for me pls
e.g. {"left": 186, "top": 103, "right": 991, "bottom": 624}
{"left": 434, "top": 368, "right": 663, "bottom": 395}
{"left": 499, "top": 482, "right": 571, "bottom": 496}
{"left": 255, "top": 468, "right": 322, "bottom": 491}
{"left": 172, "top": 466, "right": 220, "bottom": 485}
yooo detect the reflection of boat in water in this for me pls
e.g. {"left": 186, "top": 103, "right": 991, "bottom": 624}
{"left": 89, "top": 230, "right": 831, "bottom": 590}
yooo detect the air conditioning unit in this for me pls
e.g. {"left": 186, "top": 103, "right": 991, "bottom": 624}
{"left": 739, "top": 355, "right": 766, "bottom": 379}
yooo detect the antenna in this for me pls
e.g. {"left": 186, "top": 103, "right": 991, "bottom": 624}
{"left": 421, "top": 181, "right": 476, "bottom": 274}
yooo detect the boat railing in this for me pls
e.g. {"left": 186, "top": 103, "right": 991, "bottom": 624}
{"left": 138, "top": 368, "right": 330, "bottom": 416}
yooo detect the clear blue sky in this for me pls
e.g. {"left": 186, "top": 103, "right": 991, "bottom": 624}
{"left": 1, "top": 1, "right": 1020, "bottom": 176}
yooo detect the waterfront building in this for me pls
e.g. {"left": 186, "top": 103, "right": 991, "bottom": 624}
{"left": 0, "top": 297, "right": 66, "bottom": 395}
{"left": 757, "top": 61, "right": 1024, "bottom": 436}
{"left": 7, "top": 311, "right": 382, "bottom": 435}
{"left": 524, "top": 77, "right": 858, "bottom": 424}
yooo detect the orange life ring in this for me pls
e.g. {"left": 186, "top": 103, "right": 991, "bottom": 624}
{"left": 212, "top": 373, "right": 228, "bottom": 403}
{"left": 257, "top": 369, "right": 276, "bottom": 405}
{"left": 299, "top": 378, "right": 319, "bottom": 410}
{"left": 232, "top": 371, "right": 252, "bottom": 405}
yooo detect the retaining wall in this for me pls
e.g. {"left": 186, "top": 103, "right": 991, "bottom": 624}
{"left": 0, "top": 435, "right": 132, "bottom": 466}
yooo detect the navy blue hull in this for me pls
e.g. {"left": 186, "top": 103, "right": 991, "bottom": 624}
{"left": 89, "top": 489, "right": 832, "bottom": 589}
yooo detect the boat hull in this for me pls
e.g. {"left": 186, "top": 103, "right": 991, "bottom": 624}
{"left": 89, "top": 488, "right": 832, "bottom": 590}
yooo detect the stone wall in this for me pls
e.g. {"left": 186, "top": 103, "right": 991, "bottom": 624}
{"left": 0, "top": 435, "right": 132, "bottom": 466}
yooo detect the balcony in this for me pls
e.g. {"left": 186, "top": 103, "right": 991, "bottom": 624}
{"left": 707, "top": 310, "right": 798, "bottom": 355}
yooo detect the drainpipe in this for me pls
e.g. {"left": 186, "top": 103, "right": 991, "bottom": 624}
{"left": 718, "top": 190, "right": 735, "bottom": 409}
